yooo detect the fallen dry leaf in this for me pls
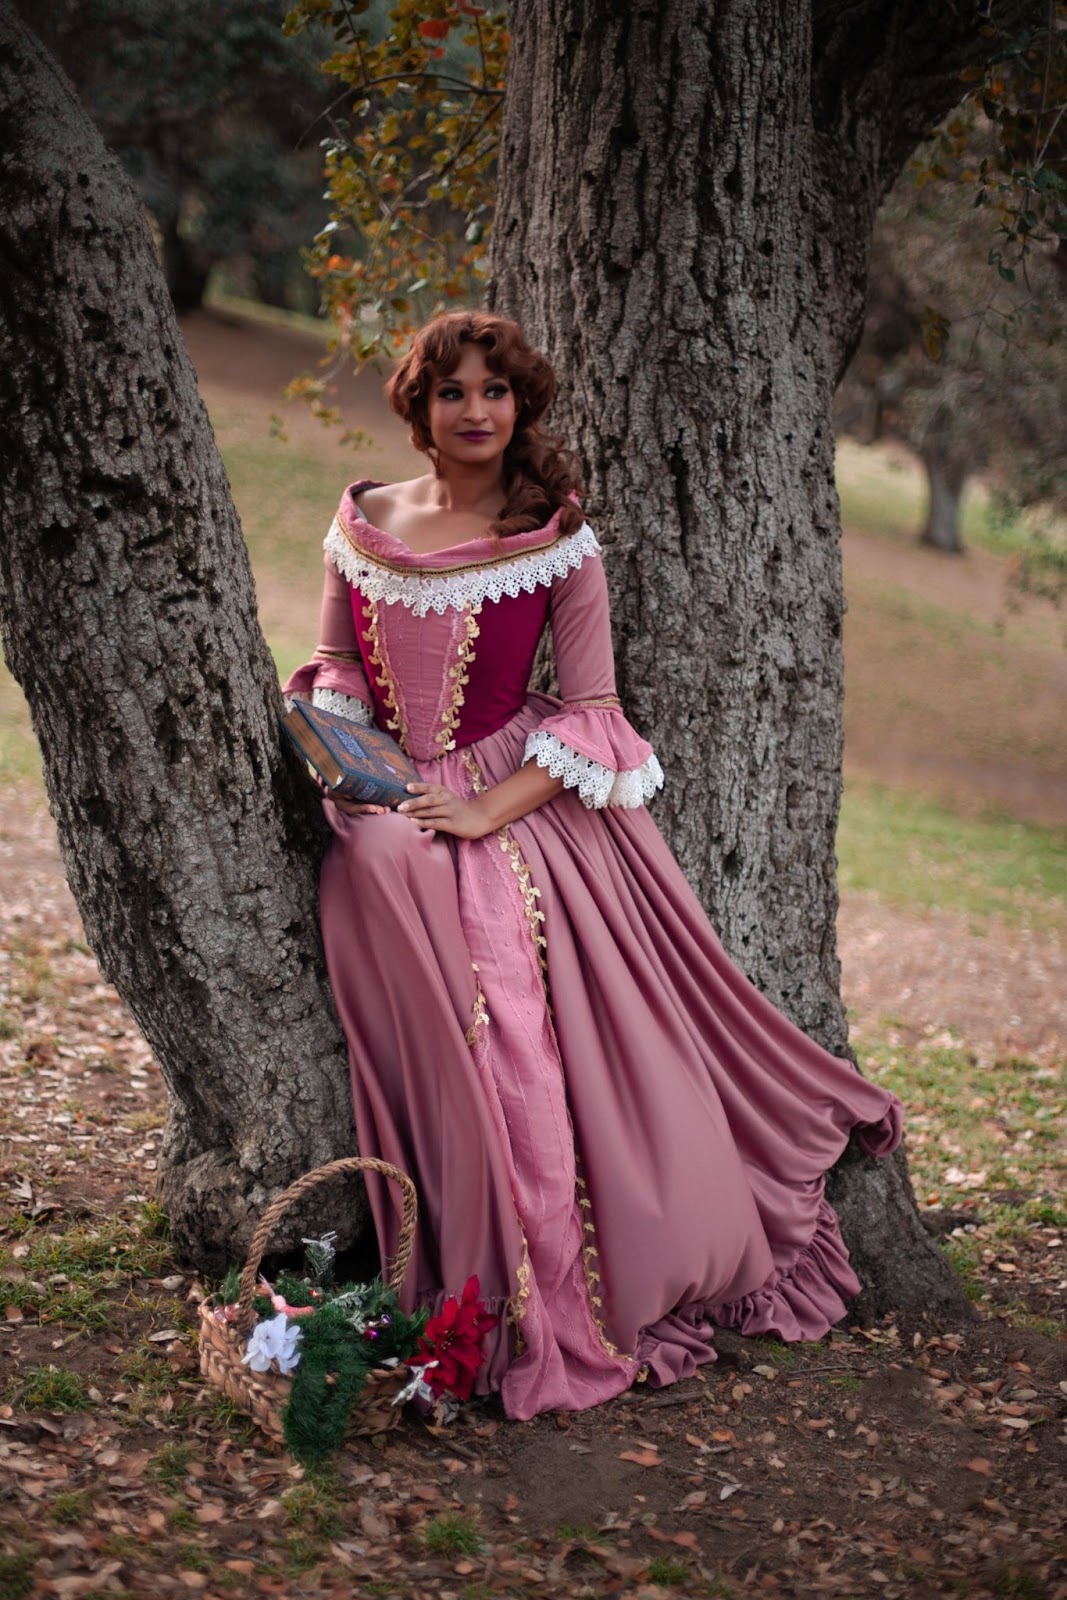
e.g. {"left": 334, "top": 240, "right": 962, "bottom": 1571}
{"left": 619, "top": 1448, "right": 661, "bottom": 1467}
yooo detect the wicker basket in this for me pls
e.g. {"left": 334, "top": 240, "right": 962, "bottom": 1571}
{"left": 198, "top": 1156, "right": 418, "bottom": 1449}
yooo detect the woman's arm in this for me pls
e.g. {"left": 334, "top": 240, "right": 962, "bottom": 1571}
{"left": 396, "top": 761, "right": 564, "bottom": 837}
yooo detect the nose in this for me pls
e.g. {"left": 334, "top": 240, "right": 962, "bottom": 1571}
{"left": 461, "top": 392, "right": 489, "bottom": 424}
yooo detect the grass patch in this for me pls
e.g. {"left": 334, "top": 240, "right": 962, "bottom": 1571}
{"left": 282, "top": 1482, "right": 345, "bottom": 1541}
{"left": 0, "top": 1550, "right": 36, "bottom": 1600}
{"left": 556, "top": 1523, "right": 608, "bottom": 1543}
{"left": 0, "top": 1209, "right": 176, "bottom": 1328}
{"left": 151, "top": 1441, "right": 194, "bottom": 1490}
{"left": 862, "top": 1039, "right": 1064, "bottom": 1240}
{"left": 0, "top": 660, "right": 41, "bottom": 787}
{"left": 49, "top": 1491, "right": 92, "bottom": 1526}
{"left": 420, "top": 1512, "right": 483, "bottom": 1556}
{"left": 837, "top": 779, "right": 1066, "bottom": 933}
{"left": 11, "top": 1212, "right": 172, "bottom": 1279}
{"left": 8, "top": 1364, "right": 93, "bottom": 1412}
{"left": 647, "top": 1556, "right": 691, "bottom": 1587}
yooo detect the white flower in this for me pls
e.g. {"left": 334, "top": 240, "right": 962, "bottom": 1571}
{"left": 242, "top": 1312, "right": 303, "bottom": 1375}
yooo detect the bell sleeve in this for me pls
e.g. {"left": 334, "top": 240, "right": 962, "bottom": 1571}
{"left": 281, "top": 550, "right": 375, "bottom": 727}
{"left": 523, "top": 544, "right": 664, "bottom": 809}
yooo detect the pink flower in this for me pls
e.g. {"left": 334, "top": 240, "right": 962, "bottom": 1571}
{"left": 409, "top": 1275, "right": 498, "bottom": 1401}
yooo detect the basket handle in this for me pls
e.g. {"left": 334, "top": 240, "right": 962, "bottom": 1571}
{"left": 232, "top": 1156, "right": 418, "bottom": 1334}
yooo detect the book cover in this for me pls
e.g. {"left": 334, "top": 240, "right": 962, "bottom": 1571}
{"left": 280, "top": 699, "right": 420, "bottom": 809}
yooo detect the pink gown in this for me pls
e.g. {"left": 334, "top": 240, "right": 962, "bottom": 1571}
{"left": 284, "top": 481, "right": 903, "bottom": 1422}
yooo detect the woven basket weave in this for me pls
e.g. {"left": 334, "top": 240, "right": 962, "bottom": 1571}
{"left": 198, "top": 1156, "right": 418, "bottom": 1448}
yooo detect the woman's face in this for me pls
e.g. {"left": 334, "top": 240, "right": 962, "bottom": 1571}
{"left": 426, "top": 343, "right": 517, "bottom": 472}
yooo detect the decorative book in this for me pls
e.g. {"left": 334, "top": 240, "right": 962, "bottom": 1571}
{"left": 280, "top": 699, "right": 419, "bottom": 809}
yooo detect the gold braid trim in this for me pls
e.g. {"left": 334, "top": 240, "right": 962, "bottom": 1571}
{"left": 498, "top": 831, "right": 548, "bottom": 990}
{"left": 361, "top": 599, "right": 411, "bottom": 754}
{"left": 574, "top": 1152, "right": 641, "bottom": 1366}
{"left": 462, "top": 750, "right": 549, "bottom": 995}
{"left": 505, "top": 1219, "right": 533, "bottom": 1352}
{"left": 561, "top": 695, "right": 623, "bottom": 709}
{"left": 460, "top": 941, "right": 531, "bottom": 1350}
{"left": 312, "top": 646, "right": 364, "bottom": 665}
{"left": 464, "top": 962, "right": 490, "bottom": 1050}
{"left": 435, "top": 605, "right": 481, "bottom": 758}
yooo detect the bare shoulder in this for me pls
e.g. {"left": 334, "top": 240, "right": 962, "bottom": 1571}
{"left": 354, "top": 477, "right": 432, "bottom": 522}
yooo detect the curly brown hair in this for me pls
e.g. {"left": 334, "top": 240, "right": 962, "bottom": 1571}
{"left": 385, "top": 310, "right": 585, "bottom": 540}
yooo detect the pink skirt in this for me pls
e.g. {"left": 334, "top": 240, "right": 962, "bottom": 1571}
{"left": 318, "top": 694, "right": 903, "bottom": 1421}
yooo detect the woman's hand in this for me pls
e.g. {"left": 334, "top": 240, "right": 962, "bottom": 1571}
{"left": 312, "top": 773, "right": 388, "bottom": 817}
{"left": 396, "top": 782, "right": 493, "bottom": 838}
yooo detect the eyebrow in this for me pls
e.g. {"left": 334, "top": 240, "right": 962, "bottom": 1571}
{"left": 436, "top": 375, "right": 509, "bottom": 386}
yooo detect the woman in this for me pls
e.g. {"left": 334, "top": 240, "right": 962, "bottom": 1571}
{"left": 283, "top": 310, "right": 903, "bottom": 1422}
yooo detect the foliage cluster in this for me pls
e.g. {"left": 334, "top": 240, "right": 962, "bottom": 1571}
{"left": 280, "top": 0, "right": 505, "bottom": 417}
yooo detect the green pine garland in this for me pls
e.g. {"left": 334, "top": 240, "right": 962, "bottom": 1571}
{"left": 281, "top": 1302, "right": 375, "bottom": 1463}
{"left": 279, "top": 1279, "right": 428, "bottom": 1463}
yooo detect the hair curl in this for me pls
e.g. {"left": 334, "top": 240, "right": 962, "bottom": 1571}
{"left": 385, "top": 310, "right": 585, "bottom": 540}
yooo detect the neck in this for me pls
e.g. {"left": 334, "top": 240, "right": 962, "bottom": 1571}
{"left": 429, "top": 460, "right": 507, "bottom": 511}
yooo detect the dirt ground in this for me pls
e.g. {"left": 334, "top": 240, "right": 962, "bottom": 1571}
{"left": 1, "top": 785, "right": 1065, "bottom": 1600}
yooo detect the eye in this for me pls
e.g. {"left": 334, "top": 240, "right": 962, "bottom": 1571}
{"left": 436, "top": 385, "right": 463, "bottom": 401}
{"left": 486, "top": 383, "right": 510, "bottom": 398}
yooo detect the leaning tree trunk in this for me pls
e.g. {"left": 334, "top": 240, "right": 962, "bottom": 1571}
{"left": 0, "top": 10, "right": 358, "bottom": 1271}
{"left": 920, "top": 441, "right": 969, "bottom": 553}
{"left": 489, "top": 0, "right": 1031, "bottom": 1322}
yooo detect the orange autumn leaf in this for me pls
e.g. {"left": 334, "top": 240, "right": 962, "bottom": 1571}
{"left": 417, "top": 18, "right": 450, "bottom": 39}
{"left": 619, "top": 1448, "right": 661, "bottom": 1467}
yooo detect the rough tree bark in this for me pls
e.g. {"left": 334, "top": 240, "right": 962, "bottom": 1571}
{"left": 489, "top": 0, "right": 1038, "bottom": 1320}
{"left": 0, "top": 10, "right": 363, "bottom": 1271}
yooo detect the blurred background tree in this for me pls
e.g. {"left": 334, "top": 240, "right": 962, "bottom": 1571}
{"left": 835, "top": 8, "right": 1067, "bottom": 602}
{"left": 20, "top": 0, "right": 338, "bottom": 312}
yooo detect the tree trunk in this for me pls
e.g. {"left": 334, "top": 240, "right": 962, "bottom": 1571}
{"left": 920, "top": 442, "right": 968, "bottom": 553}
{"left": 160, "top": 214, "right": 212, "bottom": 314}
{"left": 489, "top": 0, "right": 1012, "bottom": 1323}
{"left": 0, "top": 10, "right": 359, "bottom": 1273}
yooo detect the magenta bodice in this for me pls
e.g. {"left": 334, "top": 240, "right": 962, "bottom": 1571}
{"left": 350, "top": 576, "right": 551, "bottom": 756}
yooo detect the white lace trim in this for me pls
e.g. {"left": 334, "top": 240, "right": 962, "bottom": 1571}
{"left": 324, "top": 518, "right": 601, "bottom": 616}
{"left": 310, "top": 687, "right": 375, "bottom": 726}
{"left": 524, "top": 729, "right": 664, "bottom": 810}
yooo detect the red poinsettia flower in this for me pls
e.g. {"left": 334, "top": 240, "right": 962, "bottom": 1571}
{"left": 410, "top": 1275, "right": 498, "bottom": 1401}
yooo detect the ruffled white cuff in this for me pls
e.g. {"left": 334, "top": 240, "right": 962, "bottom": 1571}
{"left": 524, "top": 729, "right": 664, "bottom": 810}
{"left": 304, "top": 687, "right": 375, "bottom": 727}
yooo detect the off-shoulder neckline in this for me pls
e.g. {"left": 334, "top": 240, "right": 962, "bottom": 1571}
{"left": 343, "top": 479, "right": 564, "bottom": 565}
